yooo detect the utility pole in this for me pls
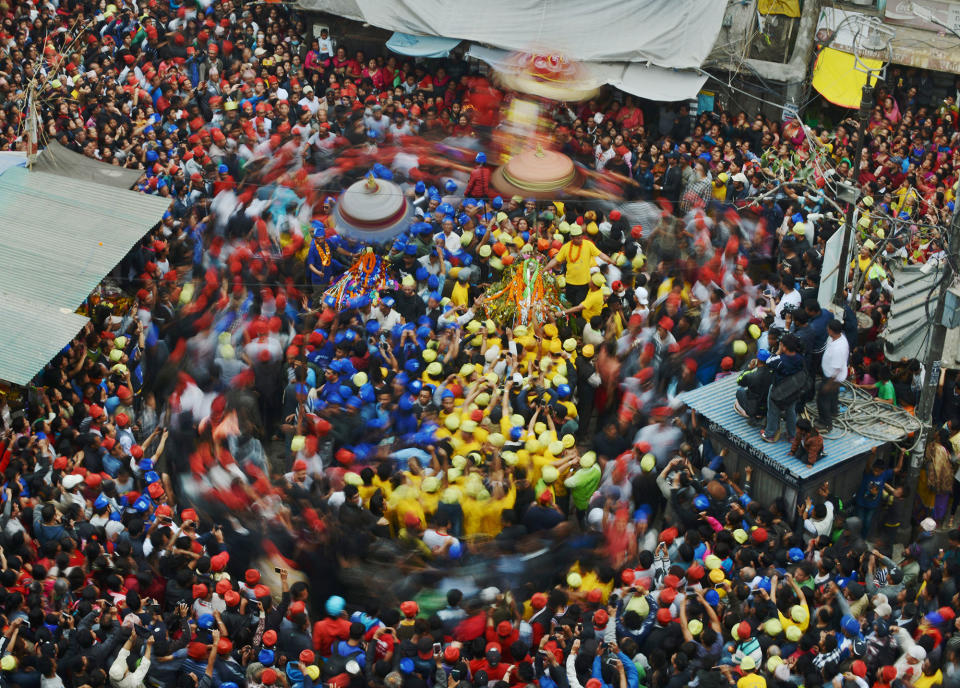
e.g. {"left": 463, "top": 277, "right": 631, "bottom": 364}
{"left": 834, "top": 83, "right": 873, "bottom": 304}
{"left": 904, "top": 206, "right": 960, "bottom": 534}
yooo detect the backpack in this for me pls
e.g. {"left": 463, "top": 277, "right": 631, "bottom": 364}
{"left": 770, "top": 368, "right": 809, "bottom": 406}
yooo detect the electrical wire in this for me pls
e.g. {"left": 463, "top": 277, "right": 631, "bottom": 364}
{"left": 805, "top": 381, "right": 925, "bottom": 450}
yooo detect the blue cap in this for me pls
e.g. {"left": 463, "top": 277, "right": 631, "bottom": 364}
{"left": 326, "top": 595, "right": 346, "bottom": 616}
{"left": 693, "top": 494, "right": 710, "bottom": 510}
{"left": 449, "top": 540, "right": 463, "bottom": 558}
{"left": 757, "top": 349, "right": 770, "bottom": 362}
{"left": 704, "top": 589, "right": 720, "bottom": 606}
{"left": 415, "top": 181, "right": 426, "bottom": 194}
{"left": 217, "top": 163, "right": 228, "bottom": 174}
{"left": 145, "top": 471, "right": 160, "bottom": 484}
{"left": 509, "top": 426, "right": 523, "bottom": 441}
{"left": 557, "top": 384, "right": 571, "bottom": 398}
{"left": 475, "top": 152, "right": 487, "bottom": 164}
{"left": 399, "top": 659, "right": 415, "bottom": 674}
{"left": 841, "top": 614, "right": 860, "bottom": 634}
{"left": 438, "top": 203, "right": 455, "bottom": 216}
{"left": 360, "top": 384, "right": 376, "bottom": 403}
{"left": 138, "top": 458, "right": 154, "bottom": 472}
{"left": 367, "top": 129, "right": 378, "bottom": 138}
{"left": 366, "top": 320, "right": 380, "bottom": 334}
{"left": 427, "top": 275, "right": 440, "bottom": 290}
{"left": 491, "top": 196, "right": 503, "bottom": 210}
{"left": 94, "top": 495, "right": 110, "bottom": 510}
{"left": 444, "top": 180, "right": 457, "bottom": 193}
{"left": 758, "top": 576, "right": 771, "bottom": 593}
{"left": 398, "top": 395, "right": 414, "bottom": 412}
{"left": 198, "top": 614, "right": 215, "bottom": 629}
{"left": 311, "top": 219, "right": 325, "bottom": 234}
{"left": 788, "top": 547, "right": 804, "bottom": 562}
{"left": 258, "top": 649, "right": 275, "bottom": 666}
{"left": 739, "top": 494, "right": 752, "bottom": 507}
{"left": 415, "top": 266, "right": 429, "bottom": 282}
{"left": 382, "top": 296, "right": 395, "bottom": 307}
{"left": 408, "top": 380, "right": 423, "bottom": 394}
{"left": 372, "top": 163, "right": 393, "bottom": 180}
{"left": 133, "top": 496, "right": 150, "bottom": 513}
{"left": 110, "top": 511, "right": 122, "bottom": 522}
{"left": 791, "top": 213, "right": 803, "bottom": 223}
{"left": 145, "top": 149, "right": 158, "bottom": 163}
{"left": 442, "top": 389, "right": 455, "bottom": 400}
{"left": 404, "top": 359, "right": 420, "bottom": 374}
{"left": 404, "top": 244, "right": 417, "bottom": 256}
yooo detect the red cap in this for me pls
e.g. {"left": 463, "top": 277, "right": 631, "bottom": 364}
{"left": 531, "top": 592, "right": 547, "bottom": 609}
{"left": 593, "top": 609, "right": 609, "bottom": 627}
{"left": 245, "top": 569, "right": 260, "bottom": 585}
{"left": 261, "top": 668, "right": 278, "bottom": 686}
{"left": 300, "top": 649, "right": 315, "bottom": 665}
{"left": 621, "top": 569, "right": 636, "bottom": 585}
{"left": 496, "top": 620, "right": 512, "bottom": 637}
{"left": 444, "top": 646, "right": 460, "bottom": 663}
{"left": 660, "top": 588, "right": 677, "bottom": 605}
{"left": 687, "top": 564, "right": 705, "bottom": 581}
{"left": 293, "top": 459, "right": 307, "bottom": 471}
{"left": 262, "top": 630, "right": 277, "bottom": 647}
{"left": 224, "top": 590, "right": 240, "bottom": 607}
{"left": 737, "top": 621, "right": 751, "bottom": 639}
{"left": 538, "top": 490, "right": 553, "bottom": 504}
{"left": 586, "top": 588, "right": 602, "bottom": 604}
{"left": 181, "top": 508, "right": 198, "bottom": 522}
{"left": 656, "top": 608, "right": 672, "bottom": 624}
{"left": 53, "top": 456, "right": 68, "bottom": 470}
{"left": 86, "top": 472, "right": 103, "bottom": 488}
{"left": 215, "top": 579, "right": 231, "bottom": 596}
{"left": 130, "top": 444, "right": 143, "bottom": 459}
{"left": 192, "top": 584, "right": 208, "bottom": 599}
{"left": 751, "top": 527, "right": 768, "bottom": 544}
{"left": 851, "top": 660, "right": 867, "bottom": 678}
{"left": 609, "top": 210, "right": 622, "bottom": 221}
{"left": 253, "top": 584, "right": 271, "bottom": 599}
{"left": 188, "top": 641, "right": 207, "bottom": 660}
{"left": 401, "top": 600, "right": 419, "bottom": 617}
{"left": 587, "top": 680, "right": 603, "bottom": 688}
{"left": 147, "top": 482, "right": 164, "bottom": 499}
{"left": 217, "top": 638, "right": 233, "bottom": 655}
{"left": 659, "top": 317, "right": 675, "bottom": 331}
{"left": 663, "top": 574, "right": 681, "bottom": 589}
{"left": 289, "top": 600, "right": 306, "bottom": 617}
{"left": 156, "top": 504, "right": 173, "bottom": 517}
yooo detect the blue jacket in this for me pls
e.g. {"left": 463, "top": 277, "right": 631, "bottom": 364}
{"left": 591, "top": 651, "right": 639, "bottom": 688}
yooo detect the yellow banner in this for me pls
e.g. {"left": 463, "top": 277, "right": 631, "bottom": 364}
{"left": 758, "top": 0, "right": 801, "bottom": 17}
{"left": 811, "top": 47, "right": 881, "bottom": 109}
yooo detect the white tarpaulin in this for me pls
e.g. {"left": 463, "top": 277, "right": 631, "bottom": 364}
{"left": 299, "top": 0, "right": 725, "bottom": 70}
{"left": 386, "top": 32, "right": 461, "bottom": 58}
{"left": 466, "top": 45, "right": 708, "bottom": 102}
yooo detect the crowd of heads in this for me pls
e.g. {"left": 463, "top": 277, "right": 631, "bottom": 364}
{"left": 2, "top": 2, "right": 960, "bottom": 688}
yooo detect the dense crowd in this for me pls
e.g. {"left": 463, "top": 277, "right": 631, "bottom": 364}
{"left": 3, "top": 3, "right": 960, "bottom": 688}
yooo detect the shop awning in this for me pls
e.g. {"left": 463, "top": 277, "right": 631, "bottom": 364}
{"left": 466, "top": 45, "right": 708, "bottom": 102}
{"left": 298, "top": 0, "right": 725, "bottom": 70}
{"left": 0, "top": 166, "right": 170, "bottom": 385}
{"left": 386, "top": 32, "right": 460, "bottom": 58}
{"left": 811, "top": 46, "right": 881, "bottom": 108}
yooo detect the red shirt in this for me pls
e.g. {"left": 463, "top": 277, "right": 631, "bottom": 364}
{"left": 313, "top": 616, "right": 352, "bottom": 656}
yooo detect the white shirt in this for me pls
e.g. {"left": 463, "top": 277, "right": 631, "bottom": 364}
{"left": 772, "top": 288, "right": 801, "bottom": 329}
{"left": 821, "top": 334, "right": 849, "bottom": 382}
{"left": 298, "top": 95, "right": 321, "bottom": 114}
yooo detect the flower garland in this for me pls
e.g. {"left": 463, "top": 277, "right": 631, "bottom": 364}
{"left": 324, "top": 248, "right": 395, "bottom": 309}
{"left": 482, "top": 255, "right": 565, "bottom": 326}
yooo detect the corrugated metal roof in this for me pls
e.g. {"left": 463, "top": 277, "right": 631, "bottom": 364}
{"left": 0, "top": 166, "right": 170, "bottom": 385}
{"left": 0, "top": 292, "right": 89, "bottom": 387}
{"left": 677, "top": 375, "right": 885, "bottom": 484}
{"left": 882, "top": 264, "right": 938, "bottom": 361}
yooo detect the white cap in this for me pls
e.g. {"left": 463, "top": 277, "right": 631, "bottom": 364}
{"left": 732, "top": 172, "right": 748, "bottom": 184}
{"left": 921, "top": 517, "right": 937, "bottom": 532}
{"left": 635, "top": 286, "right": 649, "bottom": 304}
{"left": 63, "top": 474, "right": 83, "bottom": 490}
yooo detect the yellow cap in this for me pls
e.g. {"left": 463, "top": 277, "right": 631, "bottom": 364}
{"left": 541, "top": 465, "right": 559, "bottom": 483}
{"left": 582, "top": 344, "right": 595, "bottom": 358}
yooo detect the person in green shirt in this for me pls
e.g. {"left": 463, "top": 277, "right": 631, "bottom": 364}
{"left": 855, "top": 365, "right": 896, "bottom": 405}
{"left": 563, "top": 450, "right": 602, "bottom": 524}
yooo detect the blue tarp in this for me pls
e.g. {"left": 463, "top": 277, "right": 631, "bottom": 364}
{"left": 386, "top": 32, "right": 460, "bottom": 58}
